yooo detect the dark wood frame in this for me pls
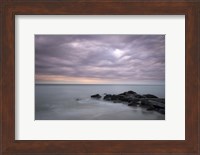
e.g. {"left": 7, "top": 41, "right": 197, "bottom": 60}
{"left": 0, "top": 0, "right": 200, "bottom": 154}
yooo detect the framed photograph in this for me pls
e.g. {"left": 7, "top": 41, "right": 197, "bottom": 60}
{"left": 1, "top": 0, "right": 199, "bottom": 154}
{"left": 35, "top": 34, "right": 165, "bottom": 121}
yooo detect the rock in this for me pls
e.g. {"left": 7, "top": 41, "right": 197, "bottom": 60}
{"left": 143, "top": 94, "right": 158, "bottom": 98}
{"left": 118, "top": 92, "right": 128, "bottom": 96}
{"left": 111, "top": 95, "right": 119, "bottom": 101}
{"left": 104, "top": 93, "right": 135, "bottom": 103}
{"left": 91, "top": 94, "right": 101, "bottom": 99}
{"left": 117, "top": 95, "right": 127, "bottom": 101}
{"left": 150, "top": 98, "right": 165, "bottom": 104}
{"left": 103, "top": 94, "right": 112, "bottom": 101}
{"left": 157, "top": 109, "right": 165, "bottom": 114}
{"left": 146, "top": 106, "right": 155, "bottom": 111}
{"left": 119, "top": 90, "right": 137, "bottom": 96}
{"left": 127, "top": 90, "right": 137, "bottom": 95}
{"left": 128, "top": 101, "right": 139, "bottom": 106}
{"left": 140, "top": 98, "right": 150, "bottom": 106}
{"left": 134, "top": 94, "right": 145, "bottom": 98}
{"left": 155, "top": 109, "right": 165, "bottom": 115}
{"left": 127, "top": 98, "right": 140, "bottom": 104}
{"left": 104, "top": 95, "right": 123, "bottom": 103}
{"left": 97, "top": 91, "right": 165, "bottom": 115}
{"left": 148, "top": 100, "right": 165, "bottom": 109}
{"left": 119, "top": 96, "right": 130, "bottom": 102}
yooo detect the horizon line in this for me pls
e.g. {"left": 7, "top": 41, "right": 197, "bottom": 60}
{"left": 35, "top": 83, "right": 165, "bottom": 85}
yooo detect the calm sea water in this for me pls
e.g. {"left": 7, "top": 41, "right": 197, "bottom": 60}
{"left": 35, "top": 84, "right": 165, "bottom": 120}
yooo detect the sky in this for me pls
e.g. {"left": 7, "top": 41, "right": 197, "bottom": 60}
{"left": 35, "top": 35, "right": 165, "bottom": 85}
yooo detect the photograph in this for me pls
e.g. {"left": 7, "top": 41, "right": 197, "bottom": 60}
{"left": 35, "top": 35, "right": 165, "bottom": 120}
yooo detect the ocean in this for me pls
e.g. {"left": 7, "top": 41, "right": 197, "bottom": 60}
{"left": 35, "top": 84, "right": 165, "bottom": 120}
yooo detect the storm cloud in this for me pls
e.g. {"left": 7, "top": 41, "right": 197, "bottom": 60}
{"left": 35, "top": 35, "right": 165, "bottom": 84}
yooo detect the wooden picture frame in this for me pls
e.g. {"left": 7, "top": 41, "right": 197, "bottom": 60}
{"left": 0, "top": 0, "right": 199, "bottom": 154}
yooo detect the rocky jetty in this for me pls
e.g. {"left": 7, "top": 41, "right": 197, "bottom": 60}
{"left": 91, "top": 91, "right": 165, "bottom": 115}
{"left": 91, "top": 94, "right": 102, "bottom": 99}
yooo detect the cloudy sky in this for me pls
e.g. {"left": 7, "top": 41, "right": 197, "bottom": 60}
{"left": 35, "top": 35, "right": 165, "bottom": 84}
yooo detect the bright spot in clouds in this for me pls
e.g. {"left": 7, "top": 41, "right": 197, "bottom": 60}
{"left": 113, "top": 49, "right": 124, "bottom": 58}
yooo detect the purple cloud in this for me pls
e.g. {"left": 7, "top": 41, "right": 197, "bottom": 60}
{"left": 35, "top": 35, "right": 165, "bottom": 84}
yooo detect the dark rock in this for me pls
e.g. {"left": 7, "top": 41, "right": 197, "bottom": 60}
{"left": 91, "top": 94, "right": 101, "bottom": 99}
{"left": 128, "top": 101, "right": 139, "bottom": 106}
{"left": 143, "top": 94, "right": 158, "bottom": 98}
{"left": 161, "top": 99, "right": 165, "bottom": 104}
{"left": 119, "top": 92, "right": 128, "bottom": 96}
{"left": 134, "top": 94, "right": 145, "bottom": 98}
{"left": 148, "top": 100, "right": 165, "bottom": 109}
{"left": 117, "top": 95, "right": 127, "bottom": 101}
{"left": 146, "top": 106, "right": 155, "bottom": 111}
{"left": 103, "top": 94, "right": 112, "bottom": 101}
{"left": 119, "top": 90, "right": 137, "bottom": 96}
{"left": 111, "top": 95, "right": 119, "bottom": 101}
{"left": 140, "top": 98, "right": 150, "bottom": 106}
{"left": 99, "top": 91, "right": 165, "bottom": 115}
{"left": 127, "top": 90, "right": 137, "bottom": 95}
{"left": 123, "top": 96, "right": 134, "bottom": 102}
{"left": 150, "top": 98, "right": 165, "bottom": 104}
{"left": 157, "top": 109, "right": 165, "bottom": 114}
{"left": 128, "top": 98, "right": 140, "bottom": 103}
{"left": 104, "top": 93, "right": 137, "bottom": 103}
{"left": 104, "top": 95, "right": 123, "bottom": 103}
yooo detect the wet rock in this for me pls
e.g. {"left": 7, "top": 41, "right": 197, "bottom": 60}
{"left": 103, "top": 94, "right": 112, "bottom": 101}
{"left": 150, "top": 98, "right": 165, "bottom": 104}
{"left": 148, "top": 100, "right": 165, "bottom": 109}
{"left": 95, "top": 90, "right": 165, "bottom": 115}
{"left": 119, "top": 90, "right": 137, "bottom": 96}
{"left": 127, "top": 90, "right": 137, "bottom": 94}
{"left": 146, "top": 106, "right": 155, "bottom": 111}
{"left": 140, "top": 98, "right": 150, "bottom": 106}
{"left": 111, "top": 95, "right": 119, "bottom": 101}
{"left": 128, "top": 98, "right": 140, "bottom": 103}
{"left": 91, "top": 94, "right": 101, "bottom": 99}
{"left": 119, "top": 96, "right": 132, "bottom": 102}
{"left": 134, "top": 94, "right": 145, "bottom": 98}
{"left": 157, "top": 109, "right": 165, "bottom": 114}
{"left": 128, "top": 101, "right": 139, "bottom": 106}
{"left": 117, "top": 95, "right": 127, "bottom": 101}
{"left": 143, "top": 94, "right": 158, "bottom": 98}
